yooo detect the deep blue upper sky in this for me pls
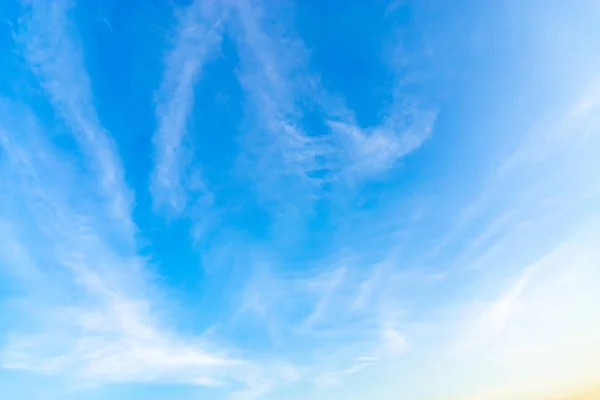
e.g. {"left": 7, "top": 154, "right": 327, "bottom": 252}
{"left": 1, "top": 1, "right": 600, "bottom": 399}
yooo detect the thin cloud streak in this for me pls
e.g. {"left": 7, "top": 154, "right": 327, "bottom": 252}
{"left": 151, "top": 0, "right": 226, "bottom": 213}
{"left": 5, "top": 1, "right": 289, "bottom": 392}
{"left": 18, "top": 0, "right": 135, "bottom": 239}
{"left": 326, "top": 32, "right": 437, "bottom": 179}
{"left": 328, "top": 107, "right": 436, "bottom": 179}
{"left": 231, "top": 0, "right": 435, "bottom": 206}
{"left": 0, "top": 102, "right": 241, "bottom": 389}
{"left": 0, "top": 101, "right": 298, "bottom": 399}
{"left": 232, "top": 0, "right": 329, "bottom": 204}
{"left": 233, "top": 254, "right": 417, "bottom": 391}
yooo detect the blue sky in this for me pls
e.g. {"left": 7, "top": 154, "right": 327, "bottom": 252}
{"left": 1, "top": 0, "right": 600, "bottom": 399}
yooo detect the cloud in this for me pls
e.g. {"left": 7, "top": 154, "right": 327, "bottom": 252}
{"left": 434, "top": 74, "right": 600, "bottom": 271}
{"left": 0, "top": 102, "right": 242, "bottom": 389}
{"left": 380, "top": 327, "right": 409, "bottom": 356}
{"left": 231, "top": 0, "right": 330, "bottom": 205}
{"left": 228, "top": 359, "right": 300, "bottom": 400}
{"left": 323, "top": 20, "right": 437, "bottom": 180}
{"left": 313, "top": 355, "right": 378, "bottom": 389}
{"left": 499, "top": 78, "right": 600, "bottom": 176}
{"left": 2, "top": 300, "right": 236, "bottom": 387}
{"left": 17, "top": 0, "right": 135, "bottom": 240}
{"left": 452, "top": 230, "right": 600, "bottom": 399}
{"left": 231, "top": 253, "right": 418, "bottom": 392}
{"left": 226, "top": 0, "right": 437, "bottom": 225}
{"left": 5, "top": 1, "right": 236, "bottom": 382}
{"left": 3, "top": 1, "right": 293, "bottom": 392}
{"left": 327, "top": 105, "right": 436, "bottom": 179}
{"left": 1, "top": 98, "right": 304, "bottom": 399}
{"left": 419, "top": 73, "right": 600, "bottom": 400}
{"left": 151, "top": 0, "right": 226, "bottom": 214}
{"left": 300, "top": 266, "right": 348, "bottom": 330}
{"left": 4, "top": 1, "right": 598, "bottom": 399}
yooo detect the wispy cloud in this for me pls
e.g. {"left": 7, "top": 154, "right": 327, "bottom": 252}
{"left": 418, "top": 72, "right": 600, "bottom": 400}
{"left": 151, "top": 0, "right": 226, "bottom": 214}
{"left": 313, "top": 357, "right": 375, "bottom": 389}
{"left": 0, "top": 99, "right": 303, "bottom": 399}
{"left": 232, "top": 0, "right": 329, "bottom": 205}
{"left": 299, "top": 266, "right": 348, "bottom": 330}
{"left": 3, "top": 2, "right": 291, "bottom": 395}
{"left": 433, "top": 76, "right": 600, "bottom": 271}
{"left": 18, "top": 0, "right": 135, "bottom": 239}
{"left": 328, "top": 106, "right": 436, "bottom": 179}
{"left": 325, "top": 21, "right": 437, "bottom": 179}
{"left": 231, "top": 0, "right": 435, "bottom": 208}
{"left": 4, "top": 1, "right": 598, "bottom": 399}
{"left": 233, "top": 253, "right": 422, "bottom": 390}
{"left": 0, "top": 102, "right": 240, "bottom": 388}
{"left": 453, "top": 226, "right": 600, "bottom": 400}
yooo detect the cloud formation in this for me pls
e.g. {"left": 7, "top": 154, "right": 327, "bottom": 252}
{"left": 151, "top": 0, "right": 226, "bottom": 214}
{"left": 1, "top": 0, "right": 600, "bottom": 399}
{"left": 18, "top": 0, "right": 135, "bottom": 239}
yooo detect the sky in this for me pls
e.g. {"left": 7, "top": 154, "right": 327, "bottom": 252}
{"left": 1, "top": 0, "right": 600, "bottom": 399}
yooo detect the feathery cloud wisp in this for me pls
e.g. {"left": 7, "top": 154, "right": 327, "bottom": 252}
{"left": 18, "top": 0, "right": 135, "bottom": 239}
{"left": 151, "top": 0, "right": 226, "bottom": 213}
{"left": 0, "top": 101, "right": 240, "bottom": 388}
{"left": 232, "top": 0, "right": 435, "bottom": 204}
{"left": 232, "top": 0, "right": 329, "bottom": 205}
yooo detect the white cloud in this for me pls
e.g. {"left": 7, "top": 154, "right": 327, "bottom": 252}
{"left": 232, "top": 0, "right": 329, "bottom": 204}
{"left": 0, "top": 103, "right": 242, "bottom": 388}
{"left": 18, "top": 0, "right": 135, "bottom": 240}
{"left": 228, "top": 359, "right": 300, "bottom": 400}
{"left": 6, "top": 2, "right": 598, "bottom": 399}
{"left": 312, "top": 356, "right": 377, "bottom": 389}
{"left": 435, "top": 73, "right": 600, "bottom": 271}
{"left": 380, "top": 327, "right": 409, "bottom": 356}
{"left": 2, "top": 299, "right": 236, "bottom": 387}
{"left": 230, "top": 0, "right": 435, "bottom": 205}
{"left": 5, "top": 2, "right": 234, "bottom": 382}
{"left": 451, "top": 224, "right": 600, "bottom": 399}
{"left": 328, "top": 106, "right": 435, "bottom": 179}
{"left": 300, "top": 266, "right": 348, "bottom": 330}
{"left": 313, "top": 371, "right": 342, "bottom": 388}
{"left": 151, "top": 0, "right": 226, "bottom": 213}
{"left": 1, "top": 99, "right": 302, "bottom": 399}
{"left": 418, "top": 72, "right": 600, "bottom": 400}
{"left": 2, "top": 5, "right": 294, "bottom": 388}
{"left": 231, "top": 253, "right": 418, "bottom": 394}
